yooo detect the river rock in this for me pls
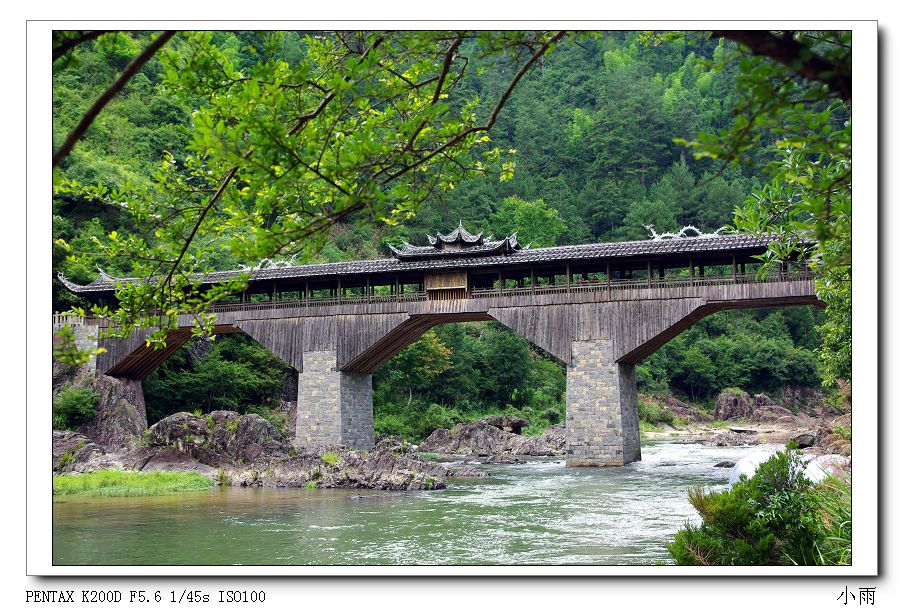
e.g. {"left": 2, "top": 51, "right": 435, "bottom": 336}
{"left": 704, "top": 431, "right": 759, "bottom": 447}
{"left": 483, "top": 415, "right": 530, "bottom": 434}
{"left": 714, "top": 461, "right": 736, "bottom": 468}
{"left": 53, "top": 430, "right": 105, "bottom": 473}
{"left": 792, "top": 432, "right": 817, "bottom": 448}
{"left": 815, "top": 413, "right": 852, "bottom": 456}
{"left": 76, "top": 375, "right": 148, "bottom": 449}
{"left": 714, "top": 391, "right": 755, "bottom": 421}
{"left": 229, "top": 446, "right": 456, "bottom": 490}
{"left": 510, "top": 423, "right": 566, "bottom": 456}
{"left": 148, "top": 410, "right": 290, "bottom": 466}
{"left": 374, "top": 434, "right": 417, "bottom": 455}
{"left": 421, "top": 420, "right": 565, "bottom": 458}
{"left": 713, "top": 389, "right": 808, "bottom": 424}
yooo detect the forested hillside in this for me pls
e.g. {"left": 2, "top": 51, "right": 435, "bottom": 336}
{"left": 52, "top": 31, "right": 835, "bottom": 435}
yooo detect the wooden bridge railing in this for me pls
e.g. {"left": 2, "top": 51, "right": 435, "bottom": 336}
{"left": 207, "top": 269, "right": 813, "bottom": 312}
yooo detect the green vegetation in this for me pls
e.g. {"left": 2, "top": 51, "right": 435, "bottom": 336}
{"left": 52, "top": 386, "right": 99, "bottom": 430}
{"left": 667, "top": 451, "right": 851, "bottom": 565}
{"left": 53, "top": 470, "right": 213, "bottom": 497}
{"left": 638, "top": 399, "right": 676, "bottom": 425}
{"left": 638, "top": 420, "right": 663, "bottom": 434}
{"left": 143, "top": 335, "right": 291, "bottom": 424}
{"left": 321, "top": 452, "right": 341, "bottom": 466}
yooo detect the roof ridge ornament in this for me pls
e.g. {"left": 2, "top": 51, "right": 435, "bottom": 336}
{"left": 645, "top": 225, "right": 730, "bottom": 241}
{"left": 392, "top": 223, "right": 522, "bottom": 260}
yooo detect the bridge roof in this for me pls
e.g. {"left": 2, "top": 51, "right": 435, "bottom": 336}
{"left": 58, "top": 233, "right": 785, "bottom": 294}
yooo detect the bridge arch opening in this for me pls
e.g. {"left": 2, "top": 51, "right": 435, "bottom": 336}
{"left": 140, "top": 332, "right": 298, "bottom": 432}
{"left": 370, "top": 320, "right": 567, "bottom": 443}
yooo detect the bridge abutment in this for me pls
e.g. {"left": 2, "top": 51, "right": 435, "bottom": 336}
{"left": 296, "top": 349, "right": 374, "bottom": 451}
{"left": 565, "top": 339, "right": 641, "bottom": 467}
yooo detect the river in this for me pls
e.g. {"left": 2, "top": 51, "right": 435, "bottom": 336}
{"left": 52, "top": 441, "right": 775, "bottom": 566}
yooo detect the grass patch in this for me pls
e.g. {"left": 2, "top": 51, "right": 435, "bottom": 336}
{"left": 415, "top": 452, "right": 440, "bottom": 462}
{"left": 321, "top": 451, "right": 341, "bottom": 466}
{"left": 639, "top": 419, "right": 664, "bottom": 433}
{"left": 53, "top": 470, "right": 213, "bottom": 497}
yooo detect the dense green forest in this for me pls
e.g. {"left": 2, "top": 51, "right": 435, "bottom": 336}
{"left": 52, "top": 31, "right": 845, "bottom": 436}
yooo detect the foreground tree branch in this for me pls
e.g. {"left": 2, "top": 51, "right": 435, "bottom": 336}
{"left": 52, "top": 30, "right": 177, "bottom": 168}
{"left": 712, "top": 30, "right": 851, "bottom": 101}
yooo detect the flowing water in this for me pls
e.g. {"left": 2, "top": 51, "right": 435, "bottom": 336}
{"left": 52, "top": 441, "right": 776, "bottom": 566}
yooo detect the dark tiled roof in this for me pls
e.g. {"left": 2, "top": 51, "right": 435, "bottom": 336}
{"left": 58, "top": 233, "right": 788, "bottom": 294}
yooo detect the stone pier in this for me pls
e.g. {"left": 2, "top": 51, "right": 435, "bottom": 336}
{"left": 565, "top": 339, "right": 641, "bottom": 467}
{"left": 296, "top": 349, "right": 374, "bottom": 450}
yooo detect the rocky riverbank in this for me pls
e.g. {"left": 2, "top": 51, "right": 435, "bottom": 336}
{"left": 638, "top": 388, "right": 851, "bottom": 457}
{"left": 420, "top": 417, "right": 566, "bottom": 462}
{"left": 53, "top": 410, "right": 487, "bottom": 491}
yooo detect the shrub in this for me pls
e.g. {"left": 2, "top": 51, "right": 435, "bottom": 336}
{"left": 638, "top": 399, "right": 677, "bottom": 425}
{"left": 667, "top": 451, "right": 851, "bottom": 565}
{"left": 321, "top": 451, "right": 341, "bottom": 466}
{"left": 374, "top": 413, "right": 412, "bottom": 440}
{"left": 52, "top": 387, "right": 99, "bottom": 429}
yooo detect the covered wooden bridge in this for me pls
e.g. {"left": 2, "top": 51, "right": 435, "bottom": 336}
{"left": 58, "top": 225, "right": 819, "bottom": 466}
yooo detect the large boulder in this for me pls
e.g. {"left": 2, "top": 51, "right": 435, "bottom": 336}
{"left": 77, "top": 375, "right": 148, "bottom": 450}
{"left": 52, "top": 360, "right": 93, "bottom": 396}
{"left": 714, "top": 391, "right": 755, "bottom": 421}
{"left": 704, "top": 431, "right": 759, "bottom": 447}
{"left": 815, "top": 413, "right": 852, "bottom": 456}
{"left": 148, "top": 410, "right": 290, "bottom": 466}
{"left": 713, "top": 389, "right": 809, "bottom": 425}
{"left": 483, "top": 415, "right": 530, "bottom": 434}
{"left": 792, "top": 432, "right": 818, "bottom": 448}
{"left": 53, "top": 430, "right": 105, "bottom": 473}
{"left": 421, "top": 420, "right": 565, "bottom": 458}
{"left": 226, "top": 446, "right": 470, "bottom": 490}
{"left": 53, "top": 429, "right": 219, "bottom": 477}
{"left": 422, "top": 420, "right": 519, "bottom": 456}
{"left": 510, "top": 423, "right": 565, "bottom": 456}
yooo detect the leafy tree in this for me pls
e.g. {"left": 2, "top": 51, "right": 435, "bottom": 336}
{"left": 374, "top": 330, "right": 452, "bottom": 407}
{"left": 489, "top": 196, "right": 566, "bottom": 247}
